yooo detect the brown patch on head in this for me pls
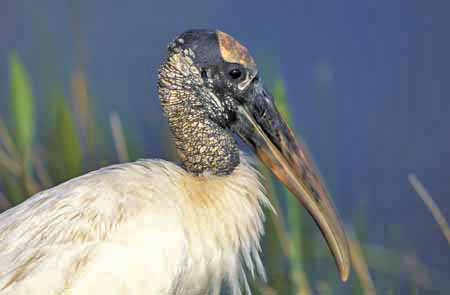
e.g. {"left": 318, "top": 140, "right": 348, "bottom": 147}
{"left": 217, "top": 31, "right": 256, "bottom": 69}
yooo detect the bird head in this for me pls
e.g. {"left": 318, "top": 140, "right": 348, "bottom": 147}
{"left": 158, "top": 29, "right": 350, "bottom": 282}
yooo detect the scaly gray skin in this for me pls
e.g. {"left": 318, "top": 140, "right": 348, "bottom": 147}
{"left": 158, "top": 30, "right": 247, "bottom": 175}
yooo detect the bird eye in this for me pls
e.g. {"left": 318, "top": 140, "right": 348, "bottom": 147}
{"left": 228, "top": 68, "right": 242, "bottom": 80}
{"left": 201, "top": 69, "right": 208, "bottom": 79}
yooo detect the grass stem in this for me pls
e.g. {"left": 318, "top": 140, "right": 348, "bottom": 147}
{"left": 408, "top": 173, "right": 450, "bottom": 246}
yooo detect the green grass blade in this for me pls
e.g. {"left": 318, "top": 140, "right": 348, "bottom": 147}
{"left": 260, "top": 165, "right": 293, "bottom": 294}
{"left": 47, "top": 95, "right": 82, "bottom": 183}
{"left": 273, "top": 78, "right": 311, "bottom": 293}
{"left": 348, "top": 230, "right": 376, "bottom": 294}
{"left": 0, "top": 172, "right": 25, "bottom": 206}
{"left": 9, "top": 52, "right": 35, "bottom": 162}
{"left": 273, "top": 80, "right": 293, "bottom": 126}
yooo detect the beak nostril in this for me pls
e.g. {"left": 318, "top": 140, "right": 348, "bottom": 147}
{"left": 227, "top": 109, "right": 237, "bottom": 124}
{"left": 261, "top": 109, "right": 267, "bottom": 119}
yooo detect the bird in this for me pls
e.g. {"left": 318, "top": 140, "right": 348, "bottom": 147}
{"left": 0, "top": 29, "right": 350, "bottom": 295}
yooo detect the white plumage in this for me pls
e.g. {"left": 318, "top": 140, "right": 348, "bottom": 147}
{"left": 0, "top": 156, "right": 270, "bottom": 294}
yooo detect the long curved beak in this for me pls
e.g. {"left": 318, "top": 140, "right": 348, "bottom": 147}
{"left": 231, "top": 80, "right": 350, "bottom": 282}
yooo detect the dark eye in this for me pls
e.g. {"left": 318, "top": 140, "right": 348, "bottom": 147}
{"left": 228, "top": 68, "right": 242, "bottom": 80}
{"left": 201, "top": 69, "right": 208, "bottom": 79}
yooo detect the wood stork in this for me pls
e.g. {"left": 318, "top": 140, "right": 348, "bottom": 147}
{"left": 0, "top": 30, "right": 350, "bottom": 294}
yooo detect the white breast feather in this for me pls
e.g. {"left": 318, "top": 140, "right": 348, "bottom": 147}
{"left": 0, "top": 155, "right": 272, "bottom": 295}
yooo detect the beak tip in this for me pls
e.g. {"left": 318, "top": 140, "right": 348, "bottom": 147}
{"left": 340, "top": 267, "right": 350, "bottom": 282}
{"left": 338, "top": 258, "right": 351, "bottom": 282}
